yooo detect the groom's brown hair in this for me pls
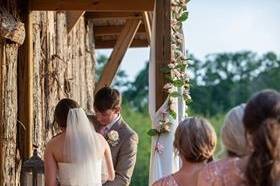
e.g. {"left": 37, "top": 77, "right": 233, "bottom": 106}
{"left": 94, "top": 86, "right": 121, "bottom": 112}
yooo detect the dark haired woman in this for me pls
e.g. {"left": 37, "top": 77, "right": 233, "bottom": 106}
{"left": 198, "top": 89, "right": 280, "bottom": 186}
{"left": 44, "top": 98, "right": 114, "bottom": 186}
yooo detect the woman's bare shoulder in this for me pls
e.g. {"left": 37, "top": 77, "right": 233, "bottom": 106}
{"left": 96, "top": 133, "right": 107, "bottom": 146}
{"left": 46, "top": 133, "right": 64, "bottom": 149}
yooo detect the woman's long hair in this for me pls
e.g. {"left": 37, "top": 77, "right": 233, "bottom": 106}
{"left": 243, "top": 90, "right": 280, "bottom": 186}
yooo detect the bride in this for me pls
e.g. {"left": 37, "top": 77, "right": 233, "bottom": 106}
{"left": 44, "top": 98, "right": 115, "bottom": 186}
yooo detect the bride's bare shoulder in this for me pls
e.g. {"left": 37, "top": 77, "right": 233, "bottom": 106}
{"left": 96, "top": 133, "right": 106, "bottom": 142}
{"left": 46, "top": 132, "right": 64, "bottom": 147}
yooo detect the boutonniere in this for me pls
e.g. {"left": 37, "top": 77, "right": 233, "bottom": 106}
{"left": 106, "top": 130, "right": 119, "bottom": 146}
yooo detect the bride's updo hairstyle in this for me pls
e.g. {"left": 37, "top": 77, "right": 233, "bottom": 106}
{"left": 243, "top": 89, "right": 280, "bottom": 186}
{"left": 54, "top": 98, "right": 80, "bottom": 128}
{"left": 174, "top": 117, "right": 217, "bottom": 163}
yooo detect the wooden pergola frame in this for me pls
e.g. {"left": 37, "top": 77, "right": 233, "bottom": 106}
{"left": 30, "top": 0, "right": 154, "bottom": 11}
{"left": 21, "top": 0, "right": 171, "bottom": 158}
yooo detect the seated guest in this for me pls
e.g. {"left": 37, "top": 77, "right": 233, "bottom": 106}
{"left": 153, "top": 117, "right": 217, "bottom": 186}
{"left": 220, "top": 103, "right": 250, "bottom": 157}
{"left": 198, "top": 89, "right": 280, "bottom": 186}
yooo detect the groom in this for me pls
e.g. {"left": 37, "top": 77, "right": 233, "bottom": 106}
{"left": 90, "top": 86, "right": 138, "bottom": 186}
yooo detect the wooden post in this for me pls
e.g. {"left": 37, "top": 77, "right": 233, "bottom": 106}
{"left": 155, "top": 0, "right": 171, "bottom": 110}
{"left": 95, "top": 19, "right": 141, "bottom": 93}
{"left": 18, "top": 4, "right": 33, "bottom": 160}
{"left": 66, "top": 11, "right": 85, "bottom": 33}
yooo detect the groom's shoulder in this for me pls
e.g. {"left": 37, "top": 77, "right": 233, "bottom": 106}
{"left": 120, "top": 119, "right": 138, "bottom": 139}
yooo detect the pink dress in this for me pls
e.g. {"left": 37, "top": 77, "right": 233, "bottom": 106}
{"left": 197, "top": 158, "right": 246, "bottom": 186}
{"left": 154, "top": 175, "right": 179, "bottom": 186}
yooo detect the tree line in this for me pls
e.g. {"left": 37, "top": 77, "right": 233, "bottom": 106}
{"left": 97, "top": 51, "right": 280, "bottom": 116}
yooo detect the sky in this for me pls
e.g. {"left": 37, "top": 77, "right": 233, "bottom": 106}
{"left": 97, "top": 0, "right": 280, "bottom": 81}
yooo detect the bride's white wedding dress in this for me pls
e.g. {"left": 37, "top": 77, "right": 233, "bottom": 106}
{"left": 58, "top": 161, "right": 102, "bottom": 186}
{"left": 58, "top": 108, "right": 103, "bottom": 186}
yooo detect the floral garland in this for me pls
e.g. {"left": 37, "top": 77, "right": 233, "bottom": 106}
{"left": 148, "top": 0, "right": 191, "bottom": 143}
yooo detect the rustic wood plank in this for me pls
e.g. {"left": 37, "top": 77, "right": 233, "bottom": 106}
{"left": 155, "top": 0, "right": 171, "bottom": 110}
{"left": 94, "top": 24, "right": 146, "bottom": 36}
{"left": 0, "top": 39, "right": 3, "bottom": 186}
{"left": 95, "top": 19, "right": 141, "bottom": 92}
{"left": 30, "top": 0, "right": 155, "bottom": 11}
{"left": 95, "top": 38, "right": 148, "bottom": 49}
{"left": 66, "top": 11, "right": 85, "bottom": 33}
{"left": 0, "top": 41, "right": 19, "bottom": 186}
{"left": 85, "top": 12, "right": 142, "bottom": 20}
{"left": 142, "top": 11, "right": 152, "bottom": 44}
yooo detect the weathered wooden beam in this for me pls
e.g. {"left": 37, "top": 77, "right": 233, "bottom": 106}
{"left": 95, "top": 19, "right": 141, "bottom": 92}
{"left": 142, "top": 11, "right": 152, "bottom": 44}
{"left": 85, "top": 12, "right": 142, "bottom": 20}
{"left": 95, "top": 39, "right": 148, "bottom": 49}
{"left": 17, "top": 9, "right": 33, "bottom": 159}
{"left": 94, "top": 24, "right": 146, "bottom": 36}
{"left": 0, "top": 8, "right": 25, "bottom": 45}
{"left": 66, "top": 11, "right": 85, "bottom": 33}
{"left": 155, "top": 0, "right": 171, "bottom": 110}
{"left": 30, "top": 0, "right": 155, "bottom": 11}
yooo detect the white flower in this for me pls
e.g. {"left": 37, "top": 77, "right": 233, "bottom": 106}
{"left": 171, "top": 19, "right": 178, "bottom": 28}
{"left": 163, "top": 83, "right": 173, "bottom": 90}
{"left": 171, "top": 44, "right": 177, "bottom": 51}
{"left": 107, "top": 130, "right": 119, "bottom": 145}
{"left": 168, "top": 88, "right": 174, "bottom": 94}
{"left": 169, "top": 99, "right": 177, "bottom": 111}
{"left": 168, "top": 63, "right": 176, "bottom": 69}
{"left": 107, "top": 130, "right": 119, "bottom": 141}
{"left": 181, "top": 72, "right": 189, "bottom": 79}
{"left": 176, "top": 33, "right": 184, "bottom": 41}
{"left": 172, "top": 69, "right": 181, "bottom": 78}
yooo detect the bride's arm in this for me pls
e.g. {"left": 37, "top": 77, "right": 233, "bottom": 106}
{"left": 102, "top": 136, "right": 115, "bottom": 181}
{"left": 44, "top": 141, "right": 58, "bottom": 186}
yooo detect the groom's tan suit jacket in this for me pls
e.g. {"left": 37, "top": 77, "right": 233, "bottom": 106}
{"left": 89, "top": 115, "right": 138, "bottom": 186}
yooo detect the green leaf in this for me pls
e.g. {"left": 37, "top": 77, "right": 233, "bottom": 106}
{"left": 160, "top": 67, "right": 171, "bottom": 73}
{"left": 169, "top": 110, "right": 177, "bottom": 119}
{"left": 172, "top": 80, "right": 184, "bottom": 87}
{"left": 179, "top": 12, "right": 189, "bottom": 22}
{"left": 147, "top": 129, "right": 159, "bottom": 136}
{"left": 170, "top": 91, "right": 181, "bottom": 97}
{"left": 176, "top": 64, "right": 187, "bottom": 71}
{"left": 165, "top": 75, "right": 172, "bottom": 81}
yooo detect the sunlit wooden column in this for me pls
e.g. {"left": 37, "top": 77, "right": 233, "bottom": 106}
{"left": 155, "top": 0, "right": 171, "bottom": 110}
{"left": 18, "top": 2, "right": 33, "bottom": 159}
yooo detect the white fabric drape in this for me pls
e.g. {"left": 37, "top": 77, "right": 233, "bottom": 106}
{"left": 148, "top": 3, "right": 186, "bottom": 185}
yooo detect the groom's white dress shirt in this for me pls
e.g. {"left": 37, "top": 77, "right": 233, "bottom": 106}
{"left": 100, "top": 114, "right": 120, "bottom": 136}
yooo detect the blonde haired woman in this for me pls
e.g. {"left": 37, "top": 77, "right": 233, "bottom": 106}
{"left": 153, "top": 117, "right": 217, "bottom": 186}
{"left": 221, "top": 103, "right": 250, "bottom": 157}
